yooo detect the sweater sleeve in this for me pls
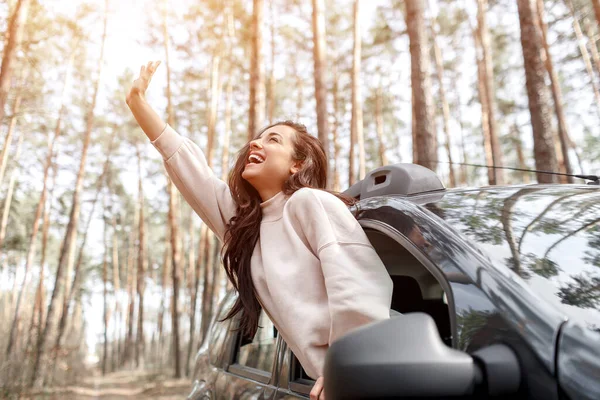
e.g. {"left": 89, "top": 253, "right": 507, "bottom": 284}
{"left": 151, "top": 124, "right": 236, "bottom": 242}
{"left": 288, "top": 189, "right": 393, "bottom": 345}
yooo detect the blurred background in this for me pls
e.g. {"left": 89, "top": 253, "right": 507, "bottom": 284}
{"left": 0, "top": 0, "right": 599, "bottom": 396}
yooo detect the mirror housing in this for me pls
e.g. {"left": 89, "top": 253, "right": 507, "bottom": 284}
{"left": 324, "top": 313, "right": 483, "bottom": 399}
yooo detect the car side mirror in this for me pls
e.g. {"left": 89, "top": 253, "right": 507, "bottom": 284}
{"left": 323, "top": 313, "right": 521, "bottom": 399}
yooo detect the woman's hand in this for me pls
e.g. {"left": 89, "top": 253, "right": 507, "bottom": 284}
{"left": 310, "top": 376, "right": 326, "bottom": 400}
{"left": 126, "top": 61, "right": 161, "bottom": 104}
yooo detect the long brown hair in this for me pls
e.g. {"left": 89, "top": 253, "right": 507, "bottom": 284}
{"left": 221, "top": 121, "right": 356, "bottom": 338}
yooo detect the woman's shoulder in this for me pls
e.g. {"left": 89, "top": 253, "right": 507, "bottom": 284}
{"left": 287, "top": 187, "right": 349, "bottom": 215}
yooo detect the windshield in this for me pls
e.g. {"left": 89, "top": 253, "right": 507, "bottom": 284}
{"left": 430, "top": 186, "right": 600, "bottom": 332}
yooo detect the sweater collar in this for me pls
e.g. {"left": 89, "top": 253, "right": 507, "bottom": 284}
{"left": 260, "top": 191, "right": 288, "bottom": 222}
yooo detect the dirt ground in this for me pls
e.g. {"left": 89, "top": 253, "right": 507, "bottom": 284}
{"left": 24, "top": 369, "right": 192, "bottom": 399}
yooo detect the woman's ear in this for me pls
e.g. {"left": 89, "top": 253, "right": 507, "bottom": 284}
{"left": 290, "top": 160, "right": 303, "bottom": 175}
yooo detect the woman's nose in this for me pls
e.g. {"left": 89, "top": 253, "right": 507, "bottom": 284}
{"left": 250, "top": 139, "right": 263, "bottom": 150}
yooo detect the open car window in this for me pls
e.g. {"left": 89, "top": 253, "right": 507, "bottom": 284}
{"left": 228, "top": 309, "right": 278, "bottom": 384}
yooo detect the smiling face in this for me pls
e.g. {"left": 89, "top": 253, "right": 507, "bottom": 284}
{"left": 241, "top": 124, "right": 302, "bottom": 200}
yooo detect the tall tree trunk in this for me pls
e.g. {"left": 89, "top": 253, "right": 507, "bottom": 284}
{"left": 331, "top": 62, "right": 341, "bottom": 191}
{"left": 157, "top": 242, "right": 169, "bottom": 366}
{"left": 351, "top": 0, "right": 365, "bottom": 182}
{"left": 122, "top": 213, "right": 137, "bottom": 367}
{"left": 473, "top": 28, "right": 496, "bottom": 185}
{"left": 375, "top": 83, "right": 388, "bottom": 167}
{"left": 30, "top": 0, "right": 108, "bottom": 387}
{"left": 111, "top": 196, "right": 121, "bottom": 370}
{"left": 168, "top": 180, "right": 182, "bottom": 377}
{"left": 0, "top": 81, "right": 23, "bottom": 188}
{"left": 267, "top": 0, "right": 276, "bottom": 124}
{"left": 0, "top": 0, "right": 29, "bottom": 124}
{"left": 430, "top": 25, "right": 456, "bottom": 186}
{"left": 586, "top": 21, "right": 600, "bottom": 91}
{"left": 476, "top": 0, "right": 504, "bottom": 184}
{"left": 293, "top": 52, "right": 303, "bottom": 121}
{"left": 102, "top": 196, "right": 109, "bottom": 375}
{"left": 198, "top": 225, "right": 212, "bottom": 345}
{"left": 135, "top": 146, "right": 147, "bottom": 369}
{"left": 248, "top": 0, "right": 265, "bottom": 139}
{"left": 31, "top": 159, "right": 57, "bottom": 351}
{"left": 516, "top": 0, "right": 558, "bottom": 183}
{"left": 536, "top": 0, "right": 574, "bottom": 182}
{"left": 0, "top": 124, "right": 24, "bottom": 255}
{"left": 512, "top": 124, "right": 530, "bottom": 183}
{"left": 312, "top": 0, "right": 330, "bottom": 164}
{"left": 405, "top": 0, "right": 436, "bottom": 171}
{"left": 206, "top": 54, "right": 222, "bottom": 166}
{"left": 163, "top": 0, "right": 181, "bottom": 378}
{"left": 565, "top": 0, "right": 600, "bottom": 117}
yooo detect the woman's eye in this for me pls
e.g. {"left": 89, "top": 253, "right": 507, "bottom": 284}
{"left": 270, "top": 137, "right": 279, "bottom": 143}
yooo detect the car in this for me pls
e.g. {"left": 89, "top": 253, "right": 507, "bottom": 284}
{"left": 187, "top": 163, "right": 600, "bottom": 400}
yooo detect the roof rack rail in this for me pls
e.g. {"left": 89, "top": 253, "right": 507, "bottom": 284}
{"left": 343, "top": 163, "right": 445, "bottom": 200}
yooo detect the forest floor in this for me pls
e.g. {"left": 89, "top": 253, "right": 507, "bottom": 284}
{"left": 24, "top": 369, "right": 192, "bottom": 399}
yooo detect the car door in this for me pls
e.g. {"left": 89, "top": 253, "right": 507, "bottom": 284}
{"left": 189, "top": 291, "right": 282, "bottom": 400}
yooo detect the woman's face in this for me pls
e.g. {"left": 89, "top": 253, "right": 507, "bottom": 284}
{"left": 241, "top": 124, "right": 301, "bottom": 196}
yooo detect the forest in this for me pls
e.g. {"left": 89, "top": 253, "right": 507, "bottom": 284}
{"left": 0, "top": 0, "right": 599, "bottom": 397}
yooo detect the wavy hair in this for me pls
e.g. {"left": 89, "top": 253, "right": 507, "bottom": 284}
{"left": 220, "top": 121, "right": 356, "bottom": 338}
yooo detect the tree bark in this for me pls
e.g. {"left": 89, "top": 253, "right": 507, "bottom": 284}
{"left": 0, "top": 0, "right": 29, "bottom": 124}
{"left": 516, "top": 0, "right": 558, "bottom": 183}
{"left": 168, "top": 180, "right": 182, "bottom": 377}
{"left": 536, "top": 0, "right": 573, "bottom": 182}
{"left": 592, "top": 0, "right": 600, "bottom": 30}
{"left": 473, "top": 28, "right": 496, "bottom": 185}
{"left": 0, "top": 83, "right": 23, "bottom": 188}
{"left": 375, "top": 83, "right": 388, "bottom": 167}
{"left": 430, "top": 26, "right": 456, "bottom": 187}
{"left": 0, "top": 124, "right": 24, "bottom": 255}
{"left": 512, "top": 124, "right": 530, "bottom": 183}
{"left": 135, "top": 146, "right": 147, "bottom": 369}
{"left": 122, "top": 212, "right": 137, "bottom": 367}
{"left": 351, "top": 0, "right": 365, "bottom": 183}
{"left": 312, "top": 0, "right": 330, "bottom": 163}
{"left": 248, "top": 0, "right": 265, "bottom": 139}
{"left": 565, "top": 0, "right": 600, "bottom": 117}
{"left": 30, "top": 0, "right": 108, "bottom": 387}
{"left": 331, "top": 62, "right": 341, "bottom": 191}
{"left": 102, "top": 196, "right": 109, "bottom": 375}
{"left": 163, "top": 0, "right": 181, "bottom": 378}
{"left": 476, "top": 0, "right": 504, "bottom": 184}
{"left": 405, "top": 0, "right": 436, "bottom": 171}
{"left": 267, "top": 0, "right": 276, "bottom": 124}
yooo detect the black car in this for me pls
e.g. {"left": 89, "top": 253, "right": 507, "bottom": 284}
{"left": 187, "top": 164, "right": 600, "bottom": 400}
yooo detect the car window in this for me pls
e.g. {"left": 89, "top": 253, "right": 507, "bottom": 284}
{"left": 235, "top": 310, "right": 278, "bottom": 374}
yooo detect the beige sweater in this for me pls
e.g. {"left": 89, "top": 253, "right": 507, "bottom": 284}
{"left": 151, "top": 124, "right": 393, "bottom": 379}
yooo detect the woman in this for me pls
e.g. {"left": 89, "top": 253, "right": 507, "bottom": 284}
{"left": 126, "top": 61, "right": 393, "bottom": 400}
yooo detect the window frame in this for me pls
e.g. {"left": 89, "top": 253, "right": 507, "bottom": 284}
{"left": 287, "top": 353, "right": 315, "bottom": 396}
{"left": 359, "top": 219, "right": 458, "bottom": 347}
{"left": 225, "top": 315, "right": 280, "bottom": 385}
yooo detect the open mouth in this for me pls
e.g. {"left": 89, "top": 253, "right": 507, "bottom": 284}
{"left": 247, "top": 153, "right": 265, "bottom": 165}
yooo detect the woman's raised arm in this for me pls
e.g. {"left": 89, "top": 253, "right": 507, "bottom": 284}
{"left": 126, "top": 61, "right": 166, "bottom": 141}
{"left": 125, "top": 61, "right": 237, "bottom": 241}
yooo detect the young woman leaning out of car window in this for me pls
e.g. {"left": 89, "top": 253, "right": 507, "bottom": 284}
{"left": 125, "top": 61, "right": 393, "bottom": 400}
